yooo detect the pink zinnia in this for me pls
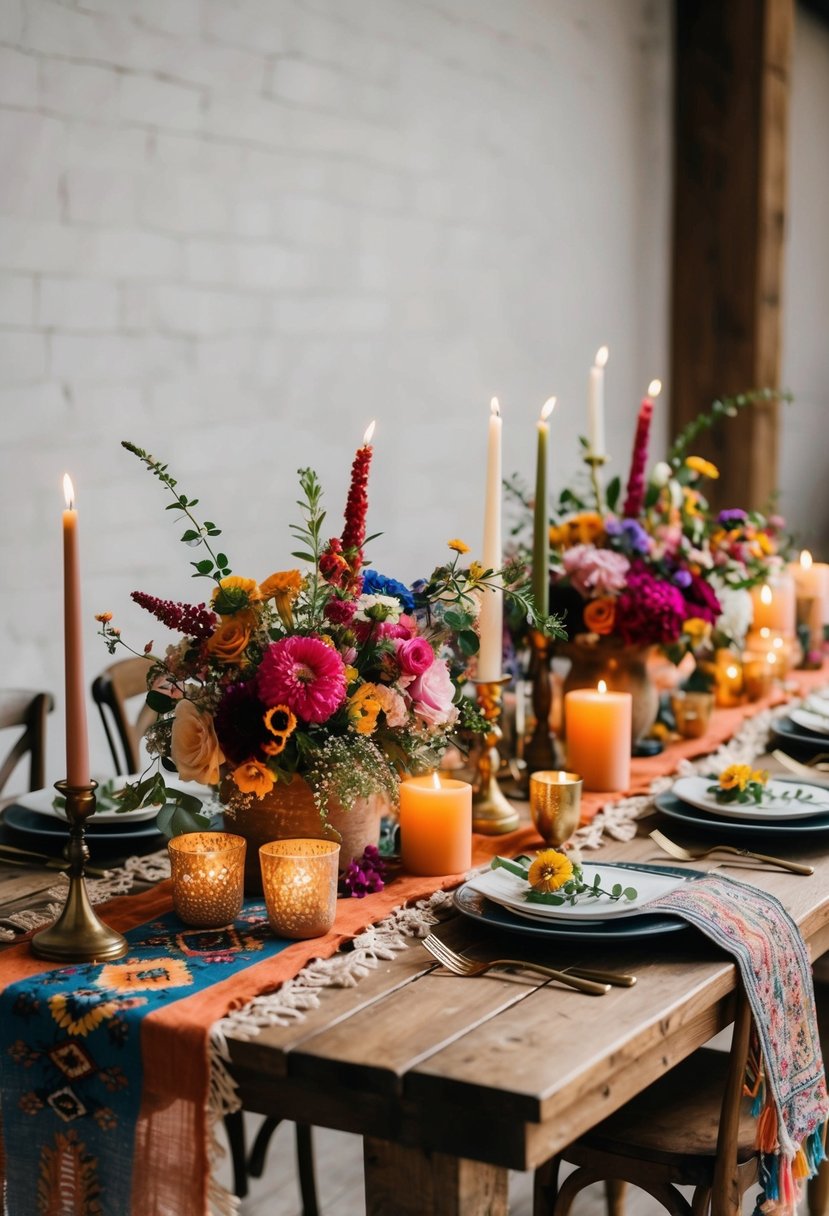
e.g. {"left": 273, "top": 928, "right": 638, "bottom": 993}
{"left": 257, "top": 636, "right": 346, "bottom": 724}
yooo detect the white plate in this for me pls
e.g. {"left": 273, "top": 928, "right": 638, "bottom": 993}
{"left": 14, "top": 775, "right": 209, "bottom": 824}
{"left": 466, "top": 864, "right": 687, "bottom": 923}
{"left": 672, "top": 774, "right": 829, "bottom": 821}
{"left": 804, "top": 695, "right": 829, "bottom": 717}
{"left": 790, "top": 708, "right": 829, "bottom": 736}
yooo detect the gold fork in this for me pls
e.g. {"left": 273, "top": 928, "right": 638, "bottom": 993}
{"left": 422, "top": 934, "right": 610, "bottom": 995}
{"left": 649, "top": 829, "right": 814, "bottom": 876}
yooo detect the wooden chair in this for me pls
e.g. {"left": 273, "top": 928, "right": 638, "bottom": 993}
{"left": 0, "top": 690, "right": 54, "bottom": 795}
{"left": 90, "top": 659, "right": 320, "bottom": 1212}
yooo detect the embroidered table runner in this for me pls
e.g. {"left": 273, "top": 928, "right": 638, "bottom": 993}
{"left": 647, "top": 875, "right": 829, "bottom": 1215}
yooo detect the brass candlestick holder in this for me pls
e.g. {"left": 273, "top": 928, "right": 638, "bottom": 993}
{"left": 523, "top": 629, "right": 559, "bottom": 779}
{"left": 584, "top": 452, "right": 609, "bottom": 513}
{"left": 472, "top": 677, "right": 520, "bottom": 835}
{"left": 30, "top": 780, "right": 128, "bottom": 963}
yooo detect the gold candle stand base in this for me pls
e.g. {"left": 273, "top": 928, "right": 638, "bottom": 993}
{"left": 30, "top": 781, "right": 128, "bottom": 963}
{"left": 472, "top": 678, "right": 520, "bottom": 835}
{"left": 584, "top": 452, "right": 609, "bottom": 513}
{"left": 523, "top": 629, "right": 559, "bottom": 780}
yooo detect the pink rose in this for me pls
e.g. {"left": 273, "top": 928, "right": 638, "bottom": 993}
{"left": 395, "top": 636, "right": 434, "bottom": 677}
{"left": 562, "top": 545, "right": 629, "bottom": 597}
{"left": 409, "top": 659, "right": 459, "bottom": 728}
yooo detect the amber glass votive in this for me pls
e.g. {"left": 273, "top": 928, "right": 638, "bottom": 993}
{"left": 259, "top": 839, "right": 340, "bottom": 940}
{"left": 670, "top": 690, "right": 714, "bottom": 739}
{"left": 714, "top": 652, "right": 744, "bottom": 708}
{"left": 529, "top": 771, "right": 582, "bottom": 845}
{"left": 168, "top": 832, "right": 246, "bottom": 928}
{"left": 743, "top": 653, "right": 777, "bottom": 701}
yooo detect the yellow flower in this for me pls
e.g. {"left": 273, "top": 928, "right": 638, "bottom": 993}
{"left": 95, "top": 611, "right": 113, "bottom": 623}
{"left": 231, "top": 759, "right": 275, "bottom": 798}
{"left": 259, "top": 570, "right": 304, "bottom": 628}
{"left": 468, "top": 561, "right": 486, "bottom": 582}
{"left": 549, "top": 512, "right": 605, "bottom": 549}
{"left": 343, "top": 665, "right": 359, "bottom": 686}
{"left": 528, "top": 849, "right": 574, "bottom": 893}
{"left": 751, "top": 768, "right": 769, "bottom": 787}
{"left": 263, "top": 704, "right": 297, "bottom": 739}
{"left": 447, "top": 538, "right": 470, "bottom": 554}
{"left": 683, "top": 617, "right": 711, "bottom": 644}
{"left": 719, "top": 764, "right": 755, "bottom": 792}
{"left": 212, "top": 575, "right": 261, "bottom": 615}
{"left": 348, "top": 684, "right": 382, "bottom": 735}
{"left": 685, "top": 456, "right": 719, "bottom": 480}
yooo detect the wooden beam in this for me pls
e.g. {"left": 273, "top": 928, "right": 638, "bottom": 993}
{"left": 670, "top": 0, "right": 794, "bottom": 509}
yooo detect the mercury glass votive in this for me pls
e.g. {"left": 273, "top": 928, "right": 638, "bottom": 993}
{"left": 670, "top": 690, "right": 714, "bottom": 739}
{"left": 168, "top": 832, "right": 246, "bottom": 928}
{"left": 529, "top": 770, "right": 582, "bottom": 846}
{"left": 259, "top": 839, "right": 340, "bottom": 940}
{"left": 743, "top": 652, "right": 777, "bottom": 701}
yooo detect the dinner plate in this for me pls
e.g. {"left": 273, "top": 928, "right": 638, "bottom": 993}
{"left": 804, "top": 695, "right": 829, "bottom": 716}
{"left": 770, "top": 716, "right": 829, "bottom": 753}
{"left": 12, "top": 774, "right": 198, "bottom": 824}
{"left": 453, "top": 863, "right": 701, "bottom": 942}
{"left": 790, "top": 708, "right": 829, "bottom": 737}
{"left": 466, "top": 864, "right": 687, "bottom": 923}
{"left": 654, "top": 790, "right": 829, "bottom": 837}
{"left": 671, "top": 774, "right": 829, "bottom": 822}
{"left": 3, "top": 804, "right": 163, "bottom": 842}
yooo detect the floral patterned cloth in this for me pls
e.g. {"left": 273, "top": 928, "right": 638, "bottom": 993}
{"left": 647, "top": 875, "right": 829, "bottom": 1214}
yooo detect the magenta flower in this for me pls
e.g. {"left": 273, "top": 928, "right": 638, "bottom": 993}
{"left": 257, "top": 636, "right": 346, "bottom": 724}
{"left": 395, "top": 636, "right": 434, "bottom": 677}
{"left": 615, "top": 563, "right": 687, "bottom": 645}
{"left": 563, "top": 545, "right": 630, "bottom": 597}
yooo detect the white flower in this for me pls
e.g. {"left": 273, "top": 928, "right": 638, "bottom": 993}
{"left": 714, "top": 583, "right": 753, "bottom": 647}
{"left": 354, "top": 593, "right": 401, "bottom": 623}
{"left": 651, "top": 461, "right": 672, "bottom": 487}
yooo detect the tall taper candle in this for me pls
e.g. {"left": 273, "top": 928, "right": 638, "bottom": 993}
{"left": 478, "top": 397, "right": 503, "bottom": 681}
{"left": 62, "top": 474, "right": 90, "bottom": 786}
{"left": 587, "top": 345, "right": 609, "bottom": 457}
{"left": 532, "top": 398, "right": 556, "bottom": 618}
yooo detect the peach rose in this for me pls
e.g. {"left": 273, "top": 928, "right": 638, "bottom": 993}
{"left": 170, "top": 700, "right": 224, "bottom": 785}
{"left": 206, "top": 611, "right": 255, "bottom": 664}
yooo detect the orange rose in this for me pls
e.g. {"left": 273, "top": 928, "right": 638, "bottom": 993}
{"left": 583, "top": 597, "right": 616, "bottom": 636}
{"left": 206, "top": 611, "right": 255, "bottom": 664}
{"left": 231, "top": 759, "right": 275, "bottom": 798}
{"left": 170, "top": 700, "right": 224, "bottom": 784}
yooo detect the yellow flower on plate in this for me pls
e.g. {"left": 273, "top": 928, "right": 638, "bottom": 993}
{"left": 528, "top": 849, "right": 574, "bottom": 894}
{"left": 685, "top": 456, "right": 719, "bottom": 480}
{"left": 447, "top": 538, "right": 470, "bottom": 554}
{"left": 719, "top": 764, "right": 755, "bottom": 792}
{"left": 751, "top": 768, "right": 770, "bottom": 787}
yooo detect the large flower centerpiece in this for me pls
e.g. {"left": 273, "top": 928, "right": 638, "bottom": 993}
{"left": 102, "top": 438, "right": 557, "bottom": 844}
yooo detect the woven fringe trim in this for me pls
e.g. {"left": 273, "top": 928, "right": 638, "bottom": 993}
{"left": 754, "top": 1123, "right": 826, "bottom": 1215}
{"left": 205, "top": 889, "right": 454, "bottom": 1215}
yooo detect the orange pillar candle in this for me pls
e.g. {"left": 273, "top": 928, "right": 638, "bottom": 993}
{"left": 62, "top": 474, "right": 90, "bottom": 787}
{"left": 791, "top": 550, "right": 828, "bottom": 652}
{"left": 750, "top": 575, "right": 796, "bottom": 636}
{"left": 399, "top": 773, "right": 472, "bottom": 876}
{"left": 564, "top": 681, "right": 632, "bottom": 792}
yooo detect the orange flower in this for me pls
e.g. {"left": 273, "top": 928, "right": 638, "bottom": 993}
{"left": 348, "top": 684, "right": 381, "bottom": 735}
{"left": 549, "top": 512, "right": 605, "bottom": 549}
{"left": 206, "top": 611, "right": 255, "bottom": 664}
{"left": 95, "top": 612, "right": 113, "bottom": 623}
{"left": 170, "top": 700, "right": 224, "bottom": 784}
{"left": 211, "top": 576, "right": 261, "bottom": 615}
{"left": 583, "top": 597, "right": 616, "bottom": 636}
{"left": 259, "top": 570, "right": 304, "bottom": 628}
{"left": 231, "top": 759, "right": 275, "bottom": 798}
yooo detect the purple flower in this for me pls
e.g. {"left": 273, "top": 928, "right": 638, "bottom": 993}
{"left": 214, "top": 682, "right": 272, "bottom": 765}
{"left": 718, "top": 509, "right": 748, "bottom": 527}
{"left": 672, "top": 568, "right": 692, "bottom": 589}
{"left": 338, "top": 845, "right": 387, "bottom": 899}
{"left": 606, "top": 518, "right": 651, "bottom": 556}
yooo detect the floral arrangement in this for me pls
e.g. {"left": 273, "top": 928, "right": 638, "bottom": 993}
{"left": 101, "top": 439, "right": 559, "bottom": 834}
{"left": 491, "top": 852, "right": 638, "bottom": 905}
{"left": 708, "top": 764, "right": 814, "bottom": 808}
{"left": 509, "top": 389, "right": 789, "bottom": 662}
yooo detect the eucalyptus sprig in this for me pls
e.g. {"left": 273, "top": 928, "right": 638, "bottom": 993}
{"left": 666, "top": 388, "right": 792, "bottom": 471}
{"left": 122, "top": 441, "right": 230, "bottom": 583}
{"left": 491, "top": 854, "right": 638, "bottom": 906}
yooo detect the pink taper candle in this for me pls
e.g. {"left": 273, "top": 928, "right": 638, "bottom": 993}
{"left": 63, "top": 474, "right": 90, "bottom": 786}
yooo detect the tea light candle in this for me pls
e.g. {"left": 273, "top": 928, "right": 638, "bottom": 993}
{"left": 564, "top": 681, "right": 631, "bottom": 792}
{"left": 399, "top": 773, "right": 472, "bottom": 876}
{"left": 259, "top": 839, "right": 340, "bottom": 939}
{"left": 714, "top": 650, "right": 744, "bottom": 707}
{"left": 743, "top": 652, "right": 778, "bottom": 701}
{"left": 750, "top": 575, "right": 796, "bottom": 636}
{"left": 744, "top": 627, "right": 792, "bottom": 675}
{"left": 168, "top": 832, "right": 246, "bottom": 928}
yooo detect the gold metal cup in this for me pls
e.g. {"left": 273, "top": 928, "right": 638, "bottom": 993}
{"left": 529, "top": 770, "right": 582, "bottom": 846}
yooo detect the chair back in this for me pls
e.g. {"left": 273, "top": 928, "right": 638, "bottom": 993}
{"left": 91, "top": 659, "right": 156, "bottom": 775}
{"left": 0, "top": 690, "right": 54, "bottom": 794}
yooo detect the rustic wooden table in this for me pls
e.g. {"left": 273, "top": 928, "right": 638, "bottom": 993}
{"left": 223, "top": 816, "right": 829, "bottom": 1216}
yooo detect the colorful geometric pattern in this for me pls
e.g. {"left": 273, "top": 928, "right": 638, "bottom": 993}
{"left": 0, "top": 901, "right": 288, "bottom": 1216}
{"left": 648, "top": 874, "right": 829, "bottom": 1215}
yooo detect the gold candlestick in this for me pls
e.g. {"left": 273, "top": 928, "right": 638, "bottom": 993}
{"left": 30, "top": 781, "right": 128, "bottom": 962}
{"left": 523, "top": 629, "right": 559, "bottom": 778}
{"left": 472, "top": 677, "right": 520, "bottom": 834}
{"left": 584, "top": 452, "right": 609, "bottom": 513}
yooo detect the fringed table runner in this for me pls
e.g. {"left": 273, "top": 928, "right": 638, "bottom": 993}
{"left": 647, "top": 875, "right": 829, "bottom": 1215}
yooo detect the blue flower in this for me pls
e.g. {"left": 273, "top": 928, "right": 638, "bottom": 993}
{"left": 361, "top": 569, "right": 415, "bottom": 613}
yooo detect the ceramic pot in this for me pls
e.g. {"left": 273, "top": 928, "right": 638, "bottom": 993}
{"left": 222, "top": 775, "right": 386, "bottom": 894}
{"left": 559, "top": 639, "right": 659, "bottom": 743}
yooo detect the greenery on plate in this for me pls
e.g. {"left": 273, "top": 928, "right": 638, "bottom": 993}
{"left": 491, "top": 851, "right": 638, "bottom": 907}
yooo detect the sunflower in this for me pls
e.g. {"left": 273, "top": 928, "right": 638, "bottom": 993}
{"left": 528, "top": 849, "right": 574, "bottom": 893}
{"left": 262, "top": 704, "right": 297, "bottom": 756}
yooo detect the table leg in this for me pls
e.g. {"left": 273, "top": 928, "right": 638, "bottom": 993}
{"left": 364, "top": 1138, "right": 509, "bottom": 1215}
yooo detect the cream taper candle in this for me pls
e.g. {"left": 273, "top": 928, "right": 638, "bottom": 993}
{"left": 62, "top": 474, "right": 90, "bottom": 787}
{"left": 478, "top": 397, "right": 503, "bottom": 680}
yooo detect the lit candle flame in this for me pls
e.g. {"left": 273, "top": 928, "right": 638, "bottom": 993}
{"left": 772, "top": 636, "right": 784, "bottom": 650}
{"left": 759, "top": 627, "right": 771, "bottom": 639}
{"left": 63, "top": 473, "right": 75, "bottom": 510}
{"left": 767, "top": 652, "right": 778, "bottom": 667}
{"left": 594, "top": 345, "right": 609, "bottom": 369}
{"left": 540, "top": 396, "right": 556, "bottom": 422}
{"left": 801, "top": 549, "right": 813, "bottom": 571}
{"left": 647, "top": 379, "right": 662, "bottom": 399}
{"left": 363, "top": 420, "right": 376, "bottom": 446}
{"left": 726, "top": 665, "right": 739, "bottom": 680}
{"left": 760, "top": 584, "right": 772, "bottom": 606}
{"left": 597, "top": 679, "right": 607, "bottom": 695}
{"left": 490, "top": 396, "right": 500, "bottom": 417}
{"left": 431, "top": 771, "right": 442, "bottom": 790}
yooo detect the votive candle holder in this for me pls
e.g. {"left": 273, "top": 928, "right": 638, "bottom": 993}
{"left": 168, "top": 832, "right": 246, "bottom": 928}
{"left": 259, "top": 839, "right": 340, "bottom": 939}
{"left": 528, "top": 770, "right": 582, "bottom": 846}
{"left": 670, "top": 690, "right": 714, "bottom": 739}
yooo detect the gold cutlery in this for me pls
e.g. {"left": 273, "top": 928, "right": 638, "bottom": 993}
{"left": 649, "top": 829, "right": 814, "bottom": 876}
{"left": 0, "top": 843, "right": 112, "bottom": 879}
{"left": 422, "top": 933, "right": 610, "bottom": 995}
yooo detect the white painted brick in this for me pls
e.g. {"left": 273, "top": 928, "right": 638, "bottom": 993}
{"left": 194, "top": 334, "right": 261, "bottom": 376}
{"left": 0, "top": 273, "right": 35, "bottom": 326}
{"left": 268, "top": 56, "right": 392, "bottom": 124}
{"left": 0, "top": 0, "right": 23, "bottom": 43}
{"left": 120, "top": 283, "right": 153, "bottom": 330}
{"left": 204, "top": 94, "right": 288, "bottom": 149}
{"left": 24, "top": 1, "right": 131, "bottom": 63}
{"left": 119, "top": 74, "right": 203, "bottom": 133}
{"left": 38, "top": 277, "right": 119, "bottom": 330}
{"left": 282, "top": 6, "right": 398, "bottom": 86}
{"left": 39, "top": 59, "right": 120, "bottom": 120}
{"left": 66, "top": 379, "right": 145, "bottom": 428}
{"left": 132, "top": 0, "right": 200, "bottom": 37}
{"left": 64, "top": 165, "right": 138, "bottom": 226}
{"left": 50, "top": 332, "right": 189, "bottom": 379}
{"left": 59, "top": 122, "right": 149, "bottom": 171}
{"left": 89, "top": 230, "right": 182, "bottom": 279}
{"left": 0, "top": 330, "right": 48, "bottom": 380}
{"left": 0, "top": 380, "right": 67, "bottom": 441}
{"left": 275, "top": 195, "right": 350, "bottom": 249}
{"left": 155, "top": 284, "right": 264, "bottom": 335}
{"left": 273, "top": 296, "right": 388, "bottom": 334}
{"left": 151, "top": 132, "right": 245, "bottom": 178}
{"left": 204, "top": 0, "right": 287, "bottom": 55}
{"left": 0, "top": 47, "right": 38, "bottom": 106}
{"left": 0, "top": 110, "right": 64, "bottom": 220}
{"left": 0, "top": 217, "right": 92, "bottom": 274}
{"left": 184, "top": 238, "right": 237, "bottom": 286}
{"left": 138, "top": 171, "right": 229, "bottom": 234}
{"left": 234, "top": 244, "right": 315, "bottom": 291}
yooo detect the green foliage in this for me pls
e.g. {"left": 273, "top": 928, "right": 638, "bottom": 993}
{"left": 666, "top": 388, "right": 792, "bottom": 470}
{"left": 290, "top": 467, "right": 330, "bottom": 629}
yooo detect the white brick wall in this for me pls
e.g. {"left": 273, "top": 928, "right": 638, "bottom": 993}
{"left": 0, "top": 0, "right": 673, "bottom": 784}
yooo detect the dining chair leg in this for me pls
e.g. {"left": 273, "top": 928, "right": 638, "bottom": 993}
{"left": 532, "top": 1155, "right": 560, "bottom": 1215}
{"left": 295, "top": 1123, "right": 320, "bottom": 1216}
{"left": 248, "top": 1115, "right": 283, "bottom": 1179}
{"left": 691, "top": 1186, "right": 711, "bottom": 1216}
{"left": 605, "top": 1179, "right": 626, "bottom": 1215}
{"left": 223, "top": 1110, "right": 248, "bottom": 1199}
{"left": 808, "top": 1160, "right": 829, "bottom": 1216}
